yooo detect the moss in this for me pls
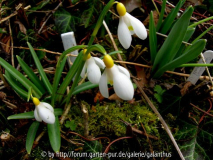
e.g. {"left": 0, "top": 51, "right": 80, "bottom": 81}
{"left": 69, "top": 102, "right": 159, "bottom": 137}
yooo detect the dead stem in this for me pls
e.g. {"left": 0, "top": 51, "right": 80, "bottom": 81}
{"left": 60, "top": 102, "right": 72, "bottom": 125}
{"left": 0, "top": 5, "right": 31, "bottom": 24}
{"left": 8, "top": 20, "right": 14, "bottom": 67}
{"left": 103, "top": 20, "right": 185, "bottom": 160}
{"left": 80, "top": 102, "right": 89, "bottom": 138}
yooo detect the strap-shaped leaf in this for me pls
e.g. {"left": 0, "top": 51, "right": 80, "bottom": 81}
{"left": 156, "top": 0, "right": 166, "bottom": 31}
{"left": 26, "top": 121, "right": 40, "bottom": 154}
{"left": 152, "top": 6, "right": 193, "bottom": 74}
{"left": 17, "top": 55, "right": 45, "bottom": 93}
{"left": 47, "top": 116, "right": 61, "bottom": 153}
{"left": 0, "top": 57, "right": 42, "bottom": 98}
{"left": 153, "top": 39, "right": 206, "bottom": 78}
{"left": 7, "top": 108, "right": 63, "bottom": 119}
{"left": 56, "top": 51, "right": 84, "bottom": 103}
{"left": 4, "top": 74, "right": 28, "bottom": 100}
{"left": 72, "top": 81, "right": 98, "bottom": 95}
{"left": 27, "top": 42, "right": 53, "bottom": 94}
{"left": 159, "top": 0, "right": 185, "bottom": 34}
{"left": 149, "top": 11, "right": 157, "bottom": 63}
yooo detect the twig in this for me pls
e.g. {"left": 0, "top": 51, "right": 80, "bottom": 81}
{"left": 38, "top": 2, "right": 62, "bottom": 34}
{"left": 0, "top": 5, "right": 31, "bottom": 24}
{"left": 8, "top": 20, "right": 14, "bottom": 67}
{"left": 103, "top": 20, "right": 185, "bottom": 160}
{"left": 35, "top": 131, "right": 45, "bottom": 143}
{"left": 80, "top": 102, "right": 89, "bottom": 138}
{"left": 61, "top": 134, "right": 84, "bottom": 146}
{"left": 190, "top": 103, "right": 213, "bottom": 118}
{"left": 2, "top": 100, "right": 17, "bottom": 109}
{"left": 60, "top": 102, "right": 72, "bottom": 125}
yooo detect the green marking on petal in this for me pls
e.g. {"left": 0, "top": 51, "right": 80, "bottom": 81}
{"left": 128, "top": 26, "right": 134, "bottom": 31}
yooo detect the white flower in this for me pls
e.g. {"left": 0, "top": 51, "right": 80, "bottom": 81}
{"left": 99, "top": 55, "right": 134, "bottom": 100}
{"left": 33, "top": 97, "right": 55, "bottom": 124}
{"left": 117, "top": 3, "right": 147, "bottom": 49}
{"left": 81, "top": 55, "right": 105, "bottom": 84}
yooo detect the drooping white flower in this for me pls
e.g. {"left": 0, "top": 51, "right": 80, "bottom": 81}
{"left": 99, "top": 55, "right": 134, "bottom": 100}
{"left": 33, "top": 97, "right": 55, "bottom": 124}
{"left": 81, "top": 51, "right": 105, "bottom": 84}
{"left": 117, "top": 2, "right": 147, "bottom": 49}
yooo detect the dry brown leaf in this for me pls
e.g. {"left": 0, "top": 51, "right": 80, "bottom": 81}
{"left": 121, "top": 0, "right": 142, "bottom": 13}
{"left": 108, "top": 93, "right": 123, "bottom": 101}
{"left": 94, "top": 91, "right": 105, "bottom": 103}
{"left": 143, "top": 10, "right": 158, "bottom": 26}
{"left": 135, "top": 66, "right": 148, "bottom": 88}
{"left": 15, "top": 20, "right": 27, "bottom": 35}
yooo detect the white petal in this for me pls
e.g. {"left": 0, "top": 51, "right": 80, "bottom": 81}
{"left": 117, "top": 65, "right": 130, "bottom": 79}
{"left": 34, "top": 108, "right": 42, "bottom": 122}
{"left": 37, "top": 105, "right": 55, "bottom": 124}
{"left": 118, "top": 17, "right": 132, "bottom": 49}
{"left": 99, "top": 70, "right": 109, "bottom": 98}
{"left": 93, "top": 57, "right": 105, "bottom": 69}
{"left": 87, "top": 62, "right": 101, "bottom": 84}
{"left": 126, "top": 13, "right": 147, "bottom": 40}
{"left": 80, "top": 63, "right": 87, "bottom": 78}
{"left": 40, "top": 102, "right": 54, "bottom": 112}
{"left": 113, "top": 73, "right": 134, "bottom": 100}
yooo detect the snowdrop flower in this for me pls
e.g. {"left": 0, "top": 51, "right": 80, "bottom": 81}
{"left": 33, "top": 97, "right": 55, "bottom": 124}
{"left": 81, "top": 50, "right": 105, "bottom": 84}
{"left": 117, "top": 2, "right": 147, "bottom": 49}
{"left": 99, "top": 54, "right": 134, "bottom": 100}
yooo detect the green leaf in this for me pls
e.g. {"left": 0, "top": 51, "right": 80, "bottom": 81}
{"left": 27, "top": 42, "right": 53, "bottom": 94}
{"left": 159, "top": 0, "right": 185, "bottom": 34}
{"left": 152, "top": 6, "right": 194, "bottom": 74}
{"left": 65, "top": 120, "right": 77, "bottom": 131}
{"left": 156, "top": 0, "right": 166, "bottom": 31}
{"left": 54, "top": 8, "right": 78, "bottom": 33}
{"left": 154, "top": 94, "right": 163, "bottom": 103}
{"left": 37, "top": 47, "right": 46, "bottom": 60}
{"left": 153, "top": 39, "right": 206, "bottom": 78}
{"left": 47, "top": 116, "right": 61, "bottom": 153}
{"left": 7, "top": 108, "right": 63, "bottom": 120}
{"left": 27, "top": 87, "right": 32, "bottom": 102}
{"left": 81, "top": 5, "right": 96, "bottom": 28}
{"left": 26, "top": 122, "right": 40, "bottom": 154}
{"left": 0, "top": 57, "right": 42, "bottom": 98}
{"left": 0, "top": 28, "right": 7, "bottom": 33}
{"left": 72, "top": 81, "right": 98, "bottom": 96}
{"left": 83, "top": 141, "right": 103, "bottom": 160}
{"left": 154, "top": 85, "right": 165, "bottom": 95}
{"left": 176, "top": 120, "right": 213, "bottom": 160}
{"left": 16, "top": 55, "right": 45, "bottom": 94}
{"left": 30, "top": 0, "right": 50, "bottom": 11}
{"left": 4, "top": 74, "right": 28, "bottom": 100}
{"left": 149, "top": 11, "right": 157, "bottom": 63}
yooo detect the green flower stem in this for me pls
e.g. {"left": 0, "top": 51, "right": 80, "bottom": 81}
{"left": 189, "top": 16, "right": 213, "bottom": 28}
{"left": 192, "top": 25, "right": 213, "bottom": 44}
{"left": 87, "top": 0, "right": 115, "bottom": 46}
{"left": 179, "top": 63, "right": 213, "bottom": 67}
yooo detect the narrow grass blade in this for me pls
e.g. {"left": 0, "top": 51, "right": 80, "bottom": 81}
{"left": 189, "top": 16, "right": 213, "bottom": 28}
{"left": 72, "top": 81, "right": 98, "bottom": 95}
{"left": 7, "top": 108, "right": 63, "bottom": 120}
{"left": 159, "top": 0, "right": 185, "bottom": 34}
{"left": 0, "top": 57, "right": 42, "bottom": 98}
{"left": 17, "top": 55, "right": 45, "bottom": 93}
{"left": 191, "top": 25, "right": 213, "bottom": 44}
{"left": 175, "top": 27, "right": 195, "bottom": 58}
{"left": 26, "top": 121, "right": 40, "bottom": 154}
{"left": 152, "top": 6, "right": 193, "bottom": 74}
{"left": 149, "top": 11, "right": 157, "bottom": 63}
{"left": 27, "top": 42, "right": 53, "bottom": 94}
{"left": 4, "top": 74, "right": 28, "bottom": 100}
{"left": 47, "top": 116, "right": 61, "bottom": 153}
{"left": 153, "top": 39, "right": 206, "bottom": 78}
{"left": 156, "top": 0, "right": 166, "bottom": 31}
{"left": 56, "top": 51, "right": 84, "bottom": 103}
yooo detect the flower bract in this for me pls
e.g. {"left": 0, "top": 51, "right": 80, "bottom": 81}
{"left": 99, "top": 55, "right": 134, "bottom": 100}
{"left": 33, "top": 97, "right": 55, "bottom": 124}
{"left": 81, "top": 54, "right": 105, "bottom": 84}
{"left": 117, "top": 2, "right": 147, "bottom": 49}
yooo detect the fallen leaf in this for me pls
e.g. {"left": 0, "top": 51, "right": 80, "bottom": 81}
{"left": 94, "top": 91, "right": 105, "bottom": 103}
{"left": 135, "top": 66, "right": 148, "bottom": 88}
{"left": 108, "top": 93, "right": 123, "bottom": 101}
{"left": 143, "top": 10, "right": 158, "bottom": 26}
{"left": 15, "top": 21, "right": 27, "bottom": 35}
{"left": 121, "top": 0, "right": 142, "bottom": 13}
